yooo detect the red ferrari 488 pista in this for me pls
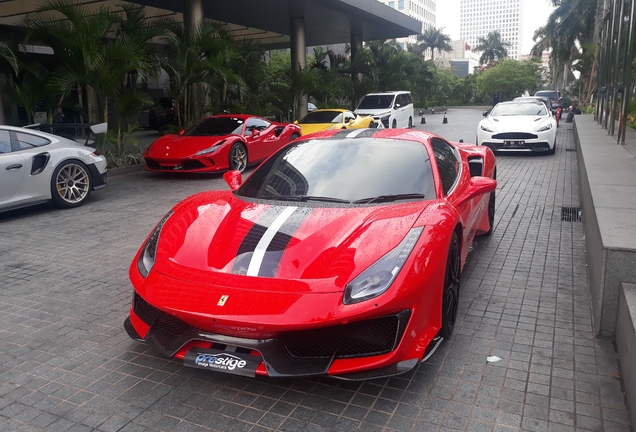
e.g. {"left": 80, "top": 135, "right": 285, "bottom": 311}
{"left": 144, "top": 114, "right": 301, "bottom": 173}
{"left": 125, "top": 128, "right": 497, "bottom": 380}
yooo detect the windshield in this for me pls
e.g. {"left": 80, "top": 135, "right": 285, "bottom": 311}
{"left": 300, "top": 111, "right": 344, "bottom": 124}
{"left": 535, "top": 91, "right": 559, "bottom": 100}
{"left": 356, "top": 95, "right": 395, "bottom": 110}
{"left": 184, "top": 117, "right": 244, "bottom": 136}
{"left": 490, "top": 103, "right": 548, "bottom": 116}
{"left": 237, "top": 138, "right": 437, "bottom": 203}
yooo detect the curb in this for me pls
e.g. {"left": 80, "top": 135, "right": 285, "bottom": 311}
{"left": 108, "top": 164, "right": 146, "bottom": 177}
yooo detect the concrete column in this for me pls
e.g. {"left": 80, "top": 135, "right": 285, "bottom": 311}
{"left": 289, "top": 11, "right": 307, "bottom": 120}
{"left": 183, "top": 0, "right": 204, "bottom": 35}
{"left": 350, "top": 20, "right": 363, "bottom": 98}
{"left": 183, "top": 0, "right": 206, "bottom": 121}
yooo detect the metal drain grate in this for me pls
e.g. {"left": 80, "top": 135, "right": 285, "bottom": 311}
{"left": 561, "top": 207, "right": 582, "bottom": 222}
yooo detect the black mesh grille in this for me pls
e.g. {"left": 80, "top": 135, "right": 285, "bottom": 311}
{"left": 492, "top": 132, "right": 538, "bottom": 140}
{"left": 133, "top": 293, "right": 193, "bottom": 337}
{"left": 279, "top": 315, "right": 400, "bottom": 359}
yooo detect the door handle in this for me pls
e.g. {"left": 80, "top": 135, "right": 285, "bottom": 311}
{"left": 6, "top": 164, "right": 23, "bottom": 171}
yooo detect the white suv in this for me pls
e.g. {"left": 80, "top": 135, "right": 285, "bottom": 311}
{"left": 354, "top": 91, "right": 414, "bottom": 129}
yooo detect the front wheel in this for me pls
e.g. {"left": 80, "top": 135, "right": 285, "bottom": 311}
{"left": 229, "top": 142, "right": 248, "bottom": 172}
{"left": 440, "top": 232, "right": 460, "bottom": 339}
{"left": 482, "top": 191, "right": 495, "bottom": 236}
{"left": 51, "top": 160, "right": 93, "bottom": 209}
{"left": 392, "top": 119, "right": 397, "bottom": 129}
{"left": 408, "top": 117, "right": 413, "bottom": 128}
{"left": 289, "top": 133, "right": 300, "bottom": 142}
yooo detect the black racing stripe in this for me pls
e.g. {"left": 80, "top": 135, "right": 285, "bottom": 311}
{"left": 257, "top": 207, "right": 313, "bottom": 277}
{"left": 232, "top": 206, "right": 287, "bottom": 275}
{"left": 328, "top": 129, "right": 354, "bottom": 139}
{"left": 350, "top": 129, "right": 377, "bottom": 138}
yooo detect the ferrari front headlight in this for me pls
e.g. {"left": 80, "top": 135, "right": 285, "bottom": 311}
{"left": 137, "top": 211, "right": 173, "bottom": 278}
{"left": 195, "top": 140, "right": 225, "bottom": 156}
{"left": 343, "top": 226, "right": 424, "bottom": 304}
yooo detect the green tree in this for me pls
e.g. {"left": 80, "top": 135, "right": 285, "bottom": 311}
{"left": 411, "top": 27, "right": 453, "bottom": 60}
{"left": 476, "top": 59, "right": 542, "bottom": 101}
{"left": 474, "top": 31, "right": 510, "bottom": 65}
{"left": 0, "top": 42, "right": 19, "bottom": 75}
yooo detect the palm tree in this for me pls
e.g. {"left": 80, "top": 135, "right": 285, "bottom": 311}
{"left": 0, "top": 42, "right": 19, "bottom": 75}
{"left": 474, "top": 31, "right": 510, "bottom": 65}
{"left": 412, "top": 27, "right": 453, "bottom": 60}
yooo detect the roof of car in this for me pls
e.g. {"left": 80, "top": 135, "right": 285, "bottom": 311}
{"left": 364, "top": 91, "right": 411, "bottom": 95}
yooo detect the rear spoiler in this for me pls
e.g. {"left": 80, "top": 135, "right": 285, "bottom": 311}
{"left": 24, "top": 122, "right": 108, "bottom": 148}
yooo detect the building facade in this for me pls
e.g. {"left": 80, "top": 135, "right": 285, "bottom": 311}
{"left": 459, "top": 0, "right": 524, "bottom": 60}
{"left": 380, "top": 0, "right": 436, "bottom": 48}
{"left": 437, "top": 40, "right": 481, "bottom": 77}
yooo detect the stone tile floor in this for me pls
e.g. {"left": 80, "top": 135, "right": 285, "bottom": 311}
{"left": 0, "top": 115, "right": 631, "bottom": 431}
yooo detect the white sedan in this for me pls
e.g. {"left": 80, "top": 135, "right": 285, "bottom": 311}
{"left": 0, "top": 124, "right": 107, "bottom": 213}
{"left": 477, "top": 101, "right": 557, "bottom": 154}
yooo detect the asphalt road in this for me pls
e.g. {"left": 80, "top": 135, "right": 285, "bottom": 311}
{"left": 0, "top": 111, "right": 630, "bottom": 432}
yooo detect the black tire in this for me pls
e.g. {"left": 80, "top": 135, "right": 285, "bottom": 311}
{"left": 289, "top": 133, "right": 300, "bottom": 142}
{"left": 228, "top": 142, "right": 248, "bottom": 172}
{"left": 440, "top": 232, "right": 460, "bottom": 339}
{"left": 548, "top": 139, "right": 556, "bottom": 155}
{"left": 369, "top": 121, "right": 377, "bottom": 128}
{"left": 51, "top": 160, "right": 93, "bottom": 209}
{"left": 408, "top": 117, "right": 413, "bottom": 128}
{"left": 392, "top": 119, "right": 397, "bottom": 129}
{"left": 482, "top": 191, "right": 495, "bottom": 236}
{"left": 475, "top": 135, "right": 479, "bottom": 145}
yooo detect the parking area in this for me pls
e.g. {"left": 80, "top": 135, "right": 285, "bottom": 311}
{"left": 0, "top": 110, "right": 631, "bottom": 432}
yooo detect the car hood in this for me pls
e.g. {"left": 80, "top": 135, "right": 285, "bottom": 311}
{"left": 146, "top": 134, "right": 232, "bottom": 159}
{"left": 487, "top": 115, "right": 549, "bottom": 132}
{"left": 154, "top": 191, "right": 428, "bottom": 291}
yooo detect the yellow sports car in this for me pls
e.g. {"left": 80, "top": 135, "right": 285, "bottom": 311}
{"left": 295, "top": 109, "right": 375, "bottom": 135}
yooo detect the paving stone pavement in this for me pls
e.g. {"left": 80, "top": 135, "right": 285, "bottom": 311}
{"left": 0, "top": 113, "right": 632, "bottom": 432}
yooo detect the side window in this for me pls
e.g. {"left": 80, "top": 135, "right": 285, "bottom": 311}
{"left": 405, "top": 93, "right": 413, "bottom": 105}
{"left": 14, "top": 132, "right": 50, "bottom": 150}
{"left": 396, "top": 94, "right": 405, "bottom": 107}
{"left": 0, "top": 130, "right": 12, "bottom": 154}
{"left": 431, "top": 138, "right": 460, "bottom": 195}
{"left": 244, "top": 118, "right": 271, "bottom": 136}
{"left": 344, "top": 112, "right": 355, "bottom": 122}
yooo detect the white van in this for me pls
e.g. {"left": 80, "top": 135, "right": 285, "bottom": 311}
{"left": 354, "top": 91, "right": 414, "bottom": 129}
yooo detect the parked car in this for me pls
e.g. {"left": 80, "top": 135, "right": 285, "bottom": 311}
{"left": 143, "top": 114, "right": 301, "bottom": 173}
{"left": 477, "top": 100, "right": 557, "bottom": 154}
{"left": 295, "top": 109, "right": 375, "bottom": 135}
{"left": 0, "top": 123, "right": 108, "bottom": 213}
{"left": 124, "top": 128, "right": 497, "bottom": 379}
{"left": 534, "top": 90, "right": 562, "bottom": 109}
{"left": 355, "top": 91, "right": 414, "bottom": 129}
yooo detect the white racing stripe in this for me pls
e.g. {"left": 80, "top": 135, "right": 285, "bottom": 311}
{"left": 246, "top": 206, "right": 298, "bottom": 276}
{"left": 346, "top": 129, "right": 368, "bottom": 138}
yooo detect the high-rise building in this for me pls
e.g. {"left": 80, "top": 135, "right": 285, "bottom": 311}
{"left": 459, "top": 0, "right": 524, "bottom": 60}
{"left": 380, "top": 0, "right": 436, "bottom": 48}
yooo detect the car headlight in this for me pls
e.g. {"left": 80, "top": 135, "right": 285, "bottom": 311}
{"left": 195, "top": 140, "right": 225, "bottom": 156}
{"left": 480, "top": 124, "right": 494, "bottom": 133}
{"left": 535, "top": 123, "right": 553, "bottom": 132}
{"left": 343, "top": 226, "right": 424, "bottom": 304}
{"left": 380, "top": 114, "right": 391, "bottom": 120}
{"left": 137, "top": 211, "right": 173, "bottom": 278}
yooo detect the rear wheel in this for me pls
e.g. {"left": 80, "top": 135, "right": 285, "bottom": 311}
{"left": 51, "top": 160, "right": 92, "bottom": 209}
{"left": 440, "top": 232, "right": 460, "bottom": 338}
{"left": 229, "top": 142, "right": 248, "bottom": 172}
{"left": 392, "top": 119, "right": 397, "bottom": 128}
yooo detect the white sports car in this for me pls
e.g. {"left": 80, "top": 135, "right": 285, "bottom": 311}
{"left": 0, "top": 124, "right": 107, "bottom": 213}
{"left": 477, "top": 100, "right": 557, "bottom": 154}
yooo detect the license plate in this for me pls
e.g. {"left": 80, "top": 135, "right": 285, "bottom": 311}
{"left": 503, "top": 140, "right": 525, "bottom": 147}
{"left": 183, "top": 348, "right": 261, "bottom": 377}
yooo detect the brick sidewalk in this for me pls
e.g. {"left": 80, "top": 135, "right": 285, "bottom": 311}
{"left": 0, "top": 120, "right": 631, "bottom": 431}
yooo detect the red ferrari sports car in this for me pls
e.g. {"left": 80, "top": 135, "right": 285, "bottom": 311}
{"left": 143, "top": 114, "right": 301, "bottom": 173}
{"left": 125, "top": 128, "right": 497, "bottom": 380}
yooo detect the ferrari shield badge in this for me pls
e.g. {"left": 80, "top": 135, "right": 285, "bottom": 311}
{"left": 217, "top": 295, "right": 228, "bottom": 306}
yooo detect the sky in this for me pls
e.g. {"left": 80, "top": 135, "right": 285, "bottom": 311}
{"left": 436, "top": 0, "right": 555, "bottom": 56}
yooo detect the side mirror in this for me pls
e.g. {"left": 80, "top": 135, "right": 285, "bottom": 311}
{"left": 349, "top": 119, "right": 355, "bottom": 124}
{"left": 483, "top": 111, "right": 488, "bottom": 117}
{"left": 456, "top": 176, "right": 497, "bottom": 207}
{"left": 223, "top": 170, "right": 243, "bottom": 191}
{"left": 293, "top": 120, "right": 299, "bottom": 125}
{"left": 251, "top": 129, "right": 261, "bottom": 137}
{"left": 394, "top": 104, "right": 401, "bottom": 109}
{"left": 178, "top": 129, "right": 185, "bottom": 135}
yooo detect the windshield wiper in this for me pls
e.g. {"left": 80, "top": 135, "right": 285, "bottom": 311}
{"left": 264, "top": 195, "right": 351, "bottom": 204}
{"left": 353, "top": 193, "right": 426, "bottom": 204}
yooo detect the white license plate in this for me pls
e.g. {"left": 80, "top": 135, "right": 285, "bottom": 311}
{"left": 503, "top": 140, "right": 525, "bottom": 147}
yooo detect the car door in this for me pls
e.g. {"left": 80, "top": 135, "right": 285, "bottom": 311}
{"left": 5, "top": 131, "right": 54, "bottom": 207}
{"left": 0, "top": 129, "right": 26, "bottom": 206}
{"left": 244, "top": 117, "right": 275, "bottom": 161}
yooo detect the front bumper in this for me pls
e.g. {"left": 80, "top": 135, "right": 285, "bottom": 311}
{"left": 144, "top": 157, "right": 223, "bottom": 173}
{"left": 124, "top": 291, "right": 417, "bottom": 379}
{"left": 478, "top": 130, "right": 555, "bottom": 152}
